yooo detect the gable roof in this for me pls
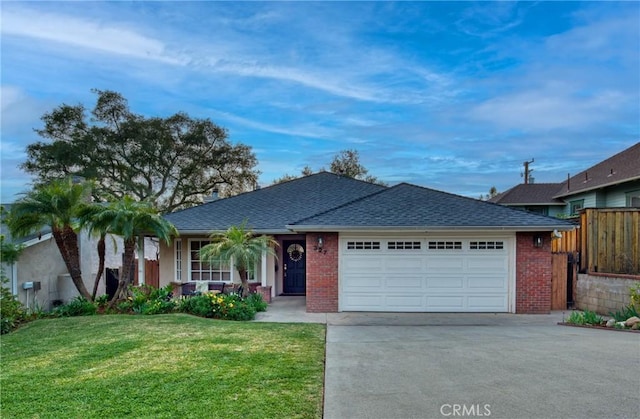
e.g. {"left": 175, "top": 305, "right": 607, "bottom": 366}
{"left": 287, "top": 183, "right": 574, "bottom": 231}
{"left": 0, "top": 204, "right": 53, "bottom": 247}
{"left": 163, "top": 172, "right": 386, "bottom": 234}
{"left": 489, "top": 183, "right": 566, "bottom": 206}
{"left": 554, "top": 142, "right": 640, "bottom": 198}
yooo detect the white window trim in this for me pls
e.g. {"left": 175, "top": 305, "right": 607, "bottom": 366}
{"left": 175, "top": 239, "right": 182, "bottom": 282}
{"left": 187, "top": 238, "right": 232, "bottom": 283}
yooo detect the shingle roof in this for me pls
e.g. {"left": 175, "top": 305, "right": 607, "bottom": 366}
{"left": 165, "top": 173, "right": 573, "bottom": 234}
{"left": 288, "top": 183, "right": 573, "bottom": 231}
{"left": 489, "top": 183, "right": 566, "bottom": 206}
{"left": 554, "top": 142, "right": 640, "bottom": 198}
{"left": 163, "top": 172, "right": 386, "bottom": 233}
{"left": 0, "top": 204, "right": 52, "bottom": 246}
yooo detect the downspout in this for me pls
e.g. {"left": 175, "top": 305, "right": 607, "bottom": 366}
{"left": 11, "top": 262, "right": 18, "bottom": 296}
{"left": 261, "top": 250, "right": 267, "bottom": 287}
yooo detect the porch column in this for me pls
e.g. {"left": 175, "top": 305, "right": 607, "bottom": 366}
{"left": 261, "top": 249, "right": 268, "bottom": 287}
{"left": 137, "top": 236, "right": 145, "bottom": 285}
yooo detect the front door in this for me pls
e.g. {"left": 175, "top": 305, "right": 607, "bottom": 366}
{"left": 283, "top": 240, "right": 306, "bottom": 294}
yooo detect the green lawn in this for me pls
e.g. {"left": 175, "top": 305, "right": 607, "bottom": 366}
{"left": 0, "top": 315, "right": 326, "bottom": 419}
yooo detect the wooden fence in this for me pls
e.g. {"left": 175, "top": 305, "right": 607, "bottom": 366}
{"left": 582, "top": 208, "right": 639, "bottom": 275}
{"left": 133, "top": 259, "right": 160, "bottom": 288}
{"left": 552, "top": 208, "right": 639, "bottom": 275}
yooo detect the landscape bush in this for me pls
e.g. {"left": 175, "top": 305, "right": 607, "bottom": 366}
{"left": 0, "top": 283, "right": 26, "bottom": 334}
{"left": 129, "top": 284, "right": 176, "bottom": 315}
{"left": 53, "top": 296, "right": 97, "bottom": 317}
{"left": 178, "top": 291, "right": 265, "bottom": 321}
{"left": 566, "top": 310, "right": 604, "bottom": 326}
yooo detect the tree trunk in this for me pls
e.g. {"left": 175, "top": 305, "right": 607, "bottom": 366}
{"left": 109, "top": 238, "right": 136, "bottom": 304}
{"left": 91, "top": 234, "right": 106, "bottom": 299}
{"left": 52, "top": 226, "right": 92, "bottom": 301}
{"left": 239, "top": 269, "right": 249, "bottom": 298}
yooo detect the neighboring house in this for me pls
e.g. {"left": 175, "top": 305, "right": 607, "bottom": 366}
{"left": 491, "top": 142, "right": 640, "bottom": 216}
{"left": 487, "top": 183, "right": 566, "bottom": 217}
{"left": 0, "top": 206, "right": 159, "bottom": 310}
{"left": 160, "top": 172, "right": 573, "bottom": 314}
{"left": 554, "top": 142, "right": 640, "bottom": 215}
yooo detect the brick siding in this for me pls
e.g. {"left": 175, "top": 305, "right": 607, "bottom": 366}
{"left": 516, "top": 232, "right": 552, "bottom": 313}
{"left": 305, "top": 232, "right": 339, "bottom": 312}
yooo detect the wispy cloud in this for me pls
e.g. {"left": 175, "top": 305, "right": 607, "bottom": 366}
{"left": 1, "top": 7, "right": 185, "bottom": 65}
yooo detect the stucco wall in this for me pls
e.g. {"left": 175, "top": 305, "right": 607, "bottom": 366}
{"left": 575, "top": 273, "right": 640, "bottom": 315}
{"left": 10, "top": 231, "right": 159, "bottom": 310}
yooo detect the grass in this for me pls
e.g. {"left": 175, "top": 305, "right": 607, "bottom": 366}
{"left": 0, "top": 315, "right": 326, "bottom": 419}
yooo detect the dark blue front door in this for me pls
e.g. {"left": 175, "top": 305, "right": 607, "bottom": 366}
{"left": 283, "top": 240, "right": 306, "bottom": 294}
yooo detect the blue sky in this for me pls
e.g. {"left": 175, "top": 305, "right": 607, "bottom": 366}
{"left": 1, "top": 1, "right": 638, "bottom": 202}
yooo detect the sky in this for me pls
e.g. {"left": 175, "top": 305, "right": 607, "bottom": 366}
{"left": 1, "top": 1, "right": 639, "bottom": 203}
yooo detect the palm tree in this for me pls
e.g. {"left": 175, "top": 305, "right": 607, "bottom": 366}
{"left": 77, "top": 203, "right": 115, "bottom": 299}
{"left": 84, "top": 196, "right": 177, "bottom": 303}
{"left": 7, "top": 178, "right": 93, "bottom": 300}
{"left": 200, "top": 222, "right": 278, "bottom": 297}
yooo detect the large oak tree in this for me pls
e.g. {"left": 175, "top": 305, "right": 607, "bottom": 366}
{"left": 23, "top": 90, "right": 259, "bottom": 213}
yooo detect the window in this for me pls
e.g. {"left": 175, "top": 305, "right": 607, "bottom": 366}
{"left": 428, "top": 241, "right": 462, "bottom": 250}
{"left": 388, "top": 241, "right": 421, "bottom": 250}
{"left": 470, "top": 241, "right": 504, "bottom": 250}
{"left": 346, "top": 241, "right": 380, "bottom": 250}
{"left": 626, "top": 190, "right": 640, "bottom": 207}
{"left": 189, "top": 240, "right": 231, "bottom": 281}
{"left": 175, "top": 239, "right": 182, "bottom": 282}
{"left": 525, "top": 206, "right": 548, "bottom": 216}
{"left": 569, "top": 199, "right": 584, "bottom": 216}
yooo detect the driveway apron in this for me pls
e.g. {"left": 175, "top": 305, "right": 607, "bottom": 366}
{"left": 323, "top": 313, "right": 639, "bottom": 419}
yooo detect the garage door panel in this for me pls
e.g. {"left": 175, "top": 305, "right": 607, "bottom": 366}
{"left": 467, "top": 276, "right": 507, "bottom": 289}
{"left": 342, "top": 275, "right": 383, "bottom": 290}
{"left": 427, "top": 276, "right": 464, "bottom": 289}
{"left": 343, "top": 257, "right": 383, "bottom": 270}
{"left": 468, "top": 296, "right": 508, "bottom": 310}
{"left": 385, "top": 257, "right": 424, "bottom": 271}
{"left": 426, "top": 257, "right": 464, "bottom": 269}
{"left": 386, "top": 295, "right": 424, "bottom": 308}
{"left": 466, "top": 256, "right": 508, "bottom": 271}
{"left": 426, "top": 296, "right": 465, "bottom": 310}
{"left": 343, "top": 294, "right": 384, "bottom": 309}
{"left": 385, "top": 276, "right": 424, "bottom": 289}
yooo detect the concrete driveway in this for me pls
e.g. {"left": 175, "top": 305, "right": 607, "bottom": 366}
{"left": 324, "top": 313, "right": 639, "bottom": 419}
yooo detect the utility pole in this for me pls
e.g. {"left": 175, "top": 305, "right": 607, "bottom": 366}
{"left": 522, "top": 158, "right": 534, "bottom": 184}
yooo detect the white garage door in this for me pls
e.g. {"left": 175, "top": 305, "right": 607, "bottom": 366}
{"left": 340, "top": 236, "right": 513, "bottom": 312}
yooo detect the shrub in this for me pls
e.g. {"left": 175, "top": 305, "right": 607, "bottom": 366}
{"left": 128, "top": 284, "right": 176, "bottom": 315}
{"left": 609, "top": 304, "right": 639, "bottom": 322}
{"left": 566, "top": 310, "right": 603, "bottom": 326}
{"left": 180, "top": 292, "right": 258, "bottom": 321}
{"left": 179, "top": 295, "right": 214, "bottom": 318}
{"left": 582, "top": 310, "right": 604, "bottom": 325}
{"left": 246, "top": 292, "right": 268, "bottom": 312}
{"left": 212, "top": 293, "right": 257, "bottom": 321}
{"left": 53, "top": 296, "right": 97, "bottom": 317}
{"left": 1, "top": 284, "right": 26, "bottom": 334}
{"left": 566, "top": 311, "right": 585, "bottom": 325}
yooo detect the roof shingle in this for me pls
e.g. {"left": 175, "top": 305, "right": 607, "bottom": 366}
{"left": 288, "top": 183, "right": 573, "bottom": 230}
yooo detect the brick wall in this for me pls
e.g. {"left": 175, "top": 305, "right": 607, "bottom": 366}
{"left": 305, "top": 232, "right": 339, "bottom": 313}
{"left": 516, "top": 232, "right": 552, "bottom": 313}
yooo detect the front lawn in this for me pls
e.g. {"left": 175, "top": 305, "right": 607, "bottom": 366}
{"left": 1, "top": 315, "right": 326, "bottom": 418}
